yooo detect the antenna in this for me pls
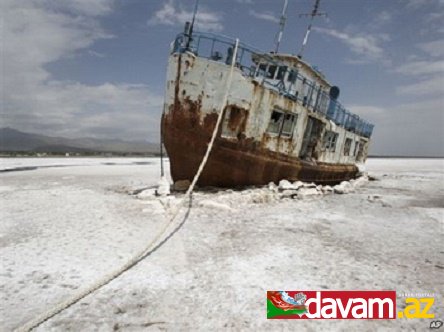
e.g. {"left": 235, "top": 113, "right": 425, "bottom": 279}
{"left": 190, "top": 0, "right": 199, "bottom": 36}
{"left": 186, "top": 0, "right": 200, "bottom": 48}
{"left": 297, "top": 0, "right": 326, "bottom": 58}
{"left": 274, "top": 0, "right": 289, "bottom": 53}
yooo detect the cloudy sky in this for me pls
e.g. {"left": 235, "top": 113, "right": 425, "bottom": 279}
{"left": 1, "top": 0, "right": 443, "bottom": 156}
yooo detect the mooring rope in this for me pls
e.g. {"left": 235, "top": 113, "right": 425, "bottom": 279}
{"left": 15, "top": 39, "right": 240, "bottom": 332}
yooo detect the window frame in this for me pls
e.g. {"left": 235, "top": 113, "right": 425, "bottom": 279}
{"left": 276, "top": 66, "right": 288, "bottom": 81}
{"left": 267, "top": 110, "right": 284, "bottom": 135}
{"left": 257, "top": 63, "right": 267, "bottom": 77}
{"left": 267, "top": 65, "right": 277, "bottom": 79}
{"left": 344, "top": 137, "right": 352, "bottom": 156}
{"left": 266, "top": 109, "right": 298, "bottom": 138}
{"left": 281, "top": 113, "right": 297, "bottom": 137}
{"left": 323, "top": 130, "right": 339, "bottom": 152}
{"left": 287, "top": 69, "right": 297, "bottom": 83}
{"left": 353, "top": 141, "right": 360, "bottom": 157}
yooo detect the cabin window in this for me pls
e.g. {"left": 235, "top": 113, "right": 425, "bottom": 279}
{"left": 302, "top": 79, "right": 312, "bottom": 106}
{"left": 316, "top": 88, "right": 325, "bottom": 113}
{"left": 267, "top": 65, "right": 277, "bottom": 79}
{"left": 344, "top": 138, "right": 352, "bottom": 156}
{"left": 311, "top": 86, "right": 321, "bottom": 109}
{"left": 356, "top": 141, "right": 365, "bottom": 161}
{"left": 353, "top": 141, "right": 360, "bottom": 156}
{"left": 293, "top": 75, "right": 303, "bottom": 100}
{"left": 281, "top": 113, "right": 297, "bottom": 137}
{"left": 323, "top": 130, "right": 338, "bottom": 152}
{"left": 287, "top": 70, "right": 297, "bottom": 83}
{"left": 276, "top": 66, "right": 287, "bottom": 80}
{"left": 307, "top": 84, "right": 316, "bottom": 109}
{"left": 257, "top": 63, "right": 267, "bottom": 77}
{"left": 267, "top": 110, "right": 284, "bottom": 134}
{"left": 267, "top": 110, "right": 297, "bottom": 137}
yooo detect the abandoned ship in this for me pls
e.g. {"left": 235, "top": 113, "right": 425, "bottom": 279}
{"left": 161, "top": 0, "right": 374, "bottom": 187}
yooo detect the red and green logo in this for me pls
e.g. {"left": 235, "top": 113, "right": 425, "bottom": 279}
{"left": 267, "top": 290, "right": 397, "bottom": 319}
{"left": 267, "top": 291, "right": 307, "bottom": 319}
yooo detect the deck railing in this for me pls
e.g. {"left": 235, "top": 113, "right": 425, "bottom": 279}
{"left": 172, "top": 31, "right": 374, "bottom": 138}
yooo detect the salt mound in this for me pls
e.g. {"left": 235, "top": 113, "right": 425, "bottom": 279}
{"left": 333, "top": 181, "right": 353, "bottom": 194}
{"left": 297, "top": 187, "right": 321, "bottom": 198}
{"left": 278, "top": 179, "right": 296, "bottom": 190}
{"left": 156, "top": 176, "right": 171, "bottom": 196}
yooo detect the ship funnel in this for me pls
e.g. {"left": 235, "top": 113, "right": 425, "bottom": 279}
{"left": 329, "top": 86, "right": 340, "bottom": 100}
{"left": 327, "top": 86, "right": 340, "bottom": 119}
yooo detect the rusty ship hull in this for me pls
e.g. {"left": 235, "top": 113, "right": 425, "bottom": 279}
{"left": 162, "top": 98, "right": 358, "bottom": 187}
{"left": 162, "top": 33, "right": 373, "bottom": 188}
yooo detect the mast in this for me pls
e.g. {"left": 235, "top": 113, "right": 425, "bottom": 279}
{"left": 297, "top": 0, "right": 326, "bottom": 58}
{"left": 189, "top": 0, "right": 199, "bottom": 37}
{"left": 186, "top": 0, "right": 200, "bottom": 48}
{"left": 274, "top": 0, "right": 289, "bottom": 53}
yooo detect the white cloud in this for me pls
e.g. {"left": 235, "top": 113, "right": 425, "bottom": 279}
{"left": 426, "top": 11, "right": 444, "bottom": 22}
{"left": 313, "top": 27, "right": 386, "bottom": 63}
{"left": 404, "top": 0, "right": 429, "bottom": 8}
{"left": 350, "top": 99, "right": 444, "bottom": 156}
{"left": 419, "top": 39, "right": 444, "bottom": 57}
{"left": 349, "top": 105, "right": 386, "bottom": 117}
{"left": 394, "top": 61, "right": 443, "bottom": 98}
{"left": 248, "top": 10, "right": 279, "bottom": 23}
{"left": 148, "top": 1, "right": 223, "bottom": 32}
{"left": 403, "top": 0, "right": 444, "bottom": 9}
{"left": 2, "top": 2, "right": 112, "bottom": 84}
{"left": 394, "top": 38, "right": 444, "bottom": 97}
{"left": 1, "top": 0, "right": 163, "bottom": 141}
{"left": 405, "top": 0, "right": 444, "bottom": 35}
{"left": 374, "top": 11, "right": 392, "bottom": 25}
{"left": 88, "top": 50, "right": 106, "bottom": 58}
{"left": 396, "top": 76, "right": 444, "bottom": 96}
{"left": 3, "top": 82, "right": 163, "bottom": 140}
{"left": 395, "top": 60, "right": 444, "bottom": 76}
{"left": 48, "top": 0, "right": 114, "bottom": 16}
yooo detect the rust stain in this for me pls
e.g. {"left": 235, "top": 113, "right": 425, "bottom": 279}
{"left": 173, "top": 54, "right": 181, "bottom": 111}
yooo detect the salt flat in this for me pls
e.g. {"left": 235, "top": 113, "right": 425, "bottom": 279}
{"left": 0, "top": 157, "right": 443, "bottom": 331}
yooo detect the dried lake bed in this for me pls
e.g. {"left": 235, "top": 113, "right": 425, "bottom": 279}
{"left": 0, "top": 157, "right": 443, "bottom": 331}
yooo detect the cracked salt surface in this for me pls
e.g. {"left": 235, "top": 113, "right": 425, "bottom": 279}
{"left": 0, "top": 157, "right": 443, "bottom": 331}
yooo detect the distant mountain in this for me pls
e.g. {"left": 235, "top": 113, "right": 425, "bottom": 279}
{"left": 0, "top": 128, "right": 160, "bottom": 154}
